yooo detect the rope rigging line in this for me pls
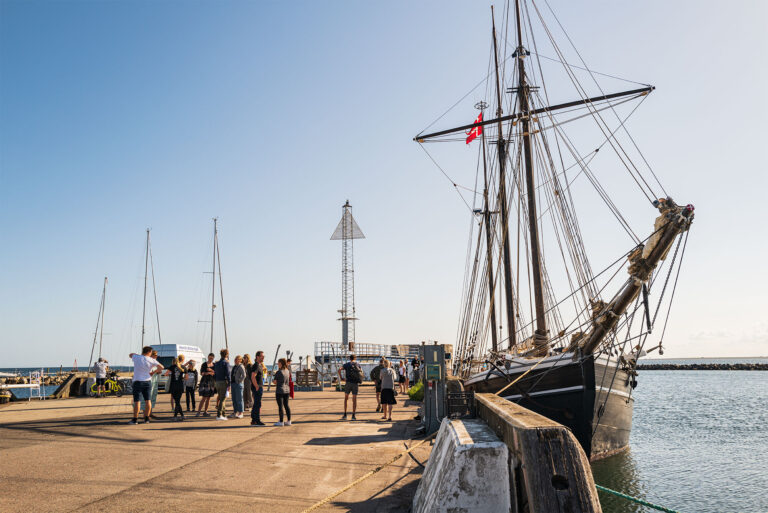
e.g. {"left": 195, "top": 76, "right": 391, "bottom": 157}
{"left": 418, "top": 143, "right": 475, "bottom": 212}
{"left": 526, "top": 50, "right": 651, "bottom": 87}
{"left": 655, "top": 230, "right": 690, "bottom": 346}
{"left": 416, "top": 33, "right": 518, "bottom": 137}
{"left": 520, "top": 18, "right": 647, "bottom": 245}
{"left": 527, "top": 0, "right": 658, "bottom": 204}
{"left": 595, "top": 485, "right": 682, "bottom": 513}
{"left": 527, "top": 89, "right": 651, "bottom": 247}
{"left": 530, "top": 105, "right": 596, "bottom": 298}
{"left": 534, "top": 0, "right": 665, "bottom": 201}
{"left": 148, "top": 239, "right": 162, "bottom": 345}
{"left": 540, "top": 0, "right": 668, "bottom": 198}
{"left": 520, "top": 1, "right": 646, "bottom": 247}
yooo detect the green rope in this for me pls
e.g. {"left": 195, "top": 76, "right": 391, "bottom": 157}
{"left": 596, "top": 484, "right": 681, "bottom": 513}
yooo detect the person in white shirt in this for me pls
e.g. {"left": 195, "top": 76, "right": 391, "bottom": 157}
{"left": 128, "top": 346, "right": 164, "bottom": 424}
{"left": 93, "top": 358, "right": 109, "bottom": 398}
{"left": 379, "top": 359, "right": 398, "bottom": 421}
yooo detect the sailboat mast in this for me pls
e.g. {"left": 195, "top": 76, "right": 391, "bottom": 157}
{"left": 514, "top": 0, "right": 548, "bottom": 354}
{"left": 479, "top": 102, "right": 498, "bottom": 353}
{"left": 491, "top": 6, "right": 517, "bottom": 349}
{"left": 210, "top": 217, "right": 217, "bottom": 354}
{"left": 87, "top": 278, "right": 106, "bottom": 373}
{"left": 98, "top": 276, "right": 107, "bottom": 359}
{"left": 215, "top": 222, "right": 229, "bottom": 350}
{"left": 141, "top": 229, "right": 149, "bottom": 349}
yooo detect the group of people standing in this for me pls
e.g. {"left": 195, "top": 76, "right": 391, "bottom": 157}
{"left": 339, "top": 355, "right": 404, "bottom": 422}
{"left": 127, "top": 348, "right": 418, "bottom": 426}
{"left": 128, "top": 346, "right": 294, "bottom": 426}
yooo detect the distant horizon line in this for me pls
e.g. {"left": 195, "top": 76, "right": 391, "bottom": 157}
{"left": 2, "top": 355, "right": 768, "bottom": 370}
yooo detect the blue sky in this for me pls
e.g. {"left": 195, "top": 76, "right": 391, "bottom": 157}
{"left": 1, "top": 0, "right": 767, "bottom": 367}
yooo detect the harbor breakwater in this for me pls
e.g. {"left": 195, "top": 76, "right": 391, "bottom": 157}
{"left": 638, "top": 363, "right": 768, "bottom": 371}
{"left": 1, "top": 375, "right": 70, "bottom": 386}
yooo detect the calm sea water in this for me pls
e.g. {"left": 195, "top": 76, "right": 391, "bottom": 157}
{"left": 592, "top": 368, "right": 768, "bottom": 513}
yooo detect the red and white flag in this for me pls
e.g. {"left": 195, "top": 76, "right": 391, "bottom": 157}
{"left": 466, "top": 112, "right": 483, "bottom": 144}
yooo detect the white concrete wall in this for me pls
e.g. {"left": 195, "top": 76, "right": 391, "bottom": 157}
{"left": 413, "top": 418, "right": 511, "bottom": 513}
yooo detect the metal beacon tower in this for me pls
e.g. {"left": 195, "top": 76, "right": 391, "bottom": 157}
{"left": 330, "top": 200, "right": 365, "bottom": 352}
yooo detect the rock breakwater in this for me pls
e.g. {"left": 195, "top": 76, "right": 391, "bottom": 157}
{"left": 638, "top": 363, "right": 768, "bottom": 371}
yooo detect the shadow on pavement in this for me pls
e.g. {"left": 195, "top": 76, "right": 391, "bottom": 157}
{"left": 332, "top": 464, "right": 423, "bottom": 512}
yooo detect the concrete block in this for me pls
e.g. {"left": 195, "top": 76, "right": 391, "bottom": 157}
{"left": 413, "top": 418, "right": 511, "bottom": 513}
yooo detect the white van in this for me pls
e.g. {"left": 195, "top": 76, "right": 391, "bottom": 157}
{"left": 151, "top": 344, "right": 206, "bottom": 393}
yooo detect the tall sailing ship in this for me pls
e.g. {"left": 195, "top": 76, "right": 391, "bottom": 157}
{"left": 414, "top": 1, "right": 694, "bottom": 460}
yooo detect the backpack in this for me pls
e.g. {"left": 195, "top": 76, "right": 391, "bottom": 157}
{"left": 345, "top": 362, "right": 364, "bottom": 384}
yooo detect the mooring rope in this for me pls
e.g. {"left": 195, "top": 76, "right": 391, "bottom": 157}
{"left": 300, "top": 431, "right": 438, "bottom": 513}
{"left": 494, "top": 355, "right": 548, "bottom": 396}
{"left": 596, "top": 484, "right": 681, "bottom": 513}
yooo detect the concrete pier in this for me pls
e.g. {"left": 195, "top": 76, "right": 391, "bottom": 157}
{"left": 0, "top": 389, "right": 429, "bottom": 512}
{"left": 413, "top": 418, "right": 510, "bottom": 513}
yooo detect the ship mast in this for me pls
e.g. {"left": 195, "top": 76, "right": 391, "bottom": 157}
{"left": 413, "top": 0, "right": 660, "bottom": 362}
{"left": 513, "top": 0, "right": 548, "bottom": 355}
{"left": 478, "top": 101, "right": 498, "bottom": 352}
{"left": 491, "top": 6, "right": 517, "bottom": 350}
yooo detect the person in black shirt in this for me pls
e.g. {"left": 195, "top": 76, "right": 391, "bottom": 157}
{"left": 243, "top": 354, "right": 254, "bottom": 410}
{"left": 184, "top": 361, "right": 199, "bottom": 412}
{"left": 338, "top": 354, "right": 363, "bottom": 421}
{"left": 250, "top": 350, "right": 265, "bottom": 426}
{"left": 164, "top": 358, "right": 186, "bottom": 420}
{"left": 273, "top": 358, "right": 291, "bottom": 426}
{"left": 196, "top": 353, "right": 216, "bottom": 417}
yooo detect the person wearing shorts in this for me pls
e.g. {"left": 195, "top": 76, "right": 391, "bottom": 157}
{"left": 129, "top": 346, "right": 163, "bottom": 424}
{"left": 338, "top": 354, "right": 363, "bottom": 421}
{"left": 93, "top": 358, "right": 109, "bottom": 398}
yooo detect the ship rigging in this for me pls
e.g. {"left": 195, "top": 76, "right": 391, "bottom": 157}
{"left": 414, "top": 0, "right": 694, "bottom": 459}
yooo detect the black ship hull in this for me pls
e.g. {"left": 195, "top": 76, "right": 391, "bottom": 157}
{"left": 464, "top": 353, "right": 633, "bottom": 460}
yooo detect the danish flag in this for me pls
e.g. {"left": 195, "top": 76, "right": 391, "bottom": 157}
{"left": 466, "top": 112, "right": 483, "bottom": 144}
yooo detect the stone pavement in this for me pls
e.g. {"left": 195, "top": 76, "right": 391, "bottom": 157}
{"left": 0, "top": 388, "right": 430, "bottom": 512}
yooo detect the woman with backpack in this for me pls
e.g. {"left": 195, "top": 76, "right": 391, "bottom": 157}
{"left": 380, "top": 359, "right": 398, "bottom": 422}
{"left": 273, "top": 358, "right": 292, "bottom": 426}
